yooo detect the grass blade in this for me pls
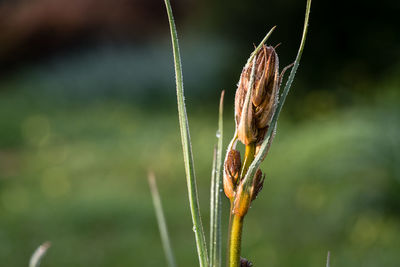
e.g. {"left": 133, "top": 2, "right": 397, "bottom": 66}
{"left": 148, "top": 172, "right": 177, "bottom": 267}
{"left": 326, "top": 251, "right": 331, "bottom": 267}
{"left": 163, "top": 0, "right": 209, "bottom": 266}
{"left": 246, "top": 26, "right": 276, "bottom": 66}
{"left": 242, "top": 0, "right": 312, "bottom": 189}
{"left": 29, "top": 242, "right": 51, "bottom": 267}
{"left": 210, "top": 91, "right": 225, "bottom": 267}
{"left": 209, "top": 146, "right": 217, "bottom": 263}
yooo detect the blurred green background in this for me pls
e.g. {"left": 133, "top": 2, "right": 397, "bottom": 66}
{"left": 0, "top": 0, "right": 399, "bottom": 266}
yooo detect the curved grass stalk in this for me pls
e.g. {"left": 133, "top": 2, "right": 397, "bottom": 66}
{"left": 242, "top": 0, "right": 312, "bottom": 189}
{"left": 163, "top": 0, "right": 209, "bottom": 266}
{"left": 29, "top": 242, "right": 51, "bottom": 267}
{"left": 246, "top": 26, "right": 276, "bottom": 66}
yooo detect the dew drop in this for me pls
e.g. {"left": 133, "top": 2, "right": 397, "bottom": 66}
{"left": 216, "top": 130, "right": 221, "bottom": 138}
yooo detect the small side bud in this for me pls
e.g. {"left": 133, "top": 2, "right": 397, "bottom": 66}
{"left": 223, "top": 173, "right": 235, "bottom": 200}
{"left": 240, "top": 257, "right": 253, "bottom": 267}
{"left": 225, "top": 149, "right": 241, "bottom": 183}
{"left": 223, "top": 149, "right": 241, "bottom": 200}
{"left": 251, "top": 169, "right": 265, "bottom": 201}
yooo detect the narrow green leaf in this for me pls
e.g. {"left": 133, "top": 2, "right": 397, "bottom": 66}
{"left": 242, "top": 0, "right": 312, "bottom": 189}
{"left": 209, "top": 145, "right": 217, "bottom": 263}
{"left": 163, "top": 0, "right": 209, "bottom": 266}
{"left": 148, "top": 172, "right": 177, "bottom": 267}
{"left": 29, "top": 242, "right": 51, "bottom": 267}
{"left": 210, "top": 91, "right": 225, "bottom": 267}
{"left": 326, "top": 251, "right": 331, "bottom": 267}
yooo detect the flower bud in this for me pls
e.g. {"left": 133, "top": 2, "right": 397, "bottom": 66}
{"left": 223, "top": 149, "right": 241, "bottom": 200}
{"left": 235, "top": 45, "right": 280, "bottom": 146}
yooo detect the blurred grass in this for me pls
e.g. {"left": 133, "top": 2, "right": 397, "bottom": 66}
{"left": 0, "top": 85, "right": 399, "bottom": 266}
{"left": 0, "top": 41, "right": 400, "bottom": 266}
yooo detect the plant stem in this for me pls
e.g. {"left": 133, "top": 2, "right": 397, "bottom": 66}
{"left": 227, "top": 143, "right": 255, "bottom": 267}
{"left": 240, "top": 144, "right": 256, "bottom": 178}
{"left": 228, "top": 215, "right": 244, "bottom": 267}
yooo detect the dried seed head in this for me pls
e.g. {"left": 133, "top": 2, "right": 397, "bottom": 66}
{"left": 223, "top": 149, "right": 241, "bottom": 200}
{"left": 235, "top": 45, "right": 280, "bottom": 146}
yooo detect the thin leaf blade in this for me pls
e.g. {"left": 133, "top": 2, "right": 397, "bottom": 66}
{"left": 163, "top": 0, "right": 209, "bottom": 266}
{"left": 148, "top": 172, "right": 177, "bottom": 267}
{"left": 210, "top": 91, "right": 225, "bottom": 267}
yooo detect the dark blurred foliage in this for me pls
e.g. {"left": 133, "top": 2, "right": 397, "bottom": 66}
{"left": 0, "top": 0, "right": 188, "bottom": 74}
{"left": 197, "top": 0, "right": 400, "bottom": 88}
{"left": 1, "top": 0, "right": 399, "bottom": 96}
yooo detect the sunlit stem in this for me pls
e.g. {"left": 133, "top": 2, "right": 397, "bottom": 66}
{"left": 228, "top": 143, "right": 256, "bottom": 267}
{"left": 240, "top": 144, "right": 256, "bottom": 178}
{"left": 228, "top": 214, "right": 244, "bottom": 267}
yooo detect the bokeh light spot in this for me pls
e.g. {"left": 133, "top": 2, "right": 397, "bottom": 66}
{"left": 41, "top": 167, "right": 71, "bottom": 198}
{"left": 350, "top": 215, "right": 379, "bottom": 246}
{"left": 295, "top": 184, "right": 326, "bottom": 212}
{"left": 21, "top": 115, "right": 51, "bottom": 146}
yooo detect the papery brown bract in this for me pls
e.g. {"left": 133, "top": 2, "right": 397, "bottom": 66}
{"left": 251, "top": 169, "right": 265, "bottom": 201}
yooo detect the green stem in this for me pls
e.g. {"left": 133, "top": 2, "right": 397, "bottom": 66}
{"left": 228, "top": 215, "right": 244, "bottom": 267}
{"left": 227, "top": 143, "right": 255, "bottom": 267}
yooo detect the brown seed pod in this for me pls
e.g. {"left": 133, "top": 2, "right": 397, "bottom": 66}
{"left": 235, "top": 45, "right": 280, "bottom": 146}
